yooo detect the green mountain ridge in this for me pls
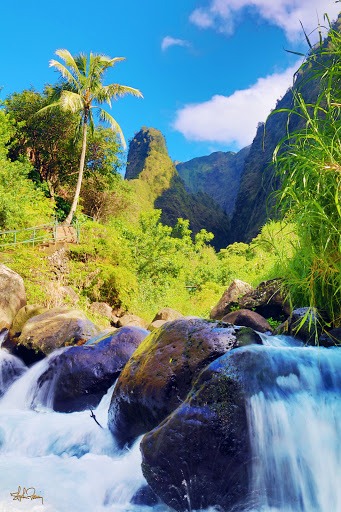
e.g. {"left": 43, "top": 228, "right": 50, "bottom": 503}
{"left": 124, "top": 127, "right": 231, "bottom": 250}
{"left": 176, "top": 146, "right": 250, "bottom": 216}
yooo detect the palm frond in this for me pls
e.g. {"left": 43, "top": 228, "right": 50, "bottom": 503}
{"left": 33, "top": 101, "right": 62, "bottom": 116}
{"left": 54, "top": 49, "right": 81, "bottom": 79}
{"left": 59, "top": 90, "right": 83, "bottom": 113}
{"left": 49, "top": 60, "right": 81, "bottom": 90}
{"left": 96, "top": 83, "right": 143, "bottom": 104}
{"left": 96, "top": 107, "right": 126, "bottom": 149}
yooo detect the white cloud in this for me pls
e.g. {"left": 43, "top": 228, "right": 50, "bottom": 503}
{"left": 173, "top": 62, "right": 300, "bottom": 147}
{"left": 189, "top": 8, "right": 215, "bottom": 29}
{"left": 161, "top": 36, "right": 191, "bottom": 51}
{"left": 189, "top": 0, "right": 341, "bottom": 40}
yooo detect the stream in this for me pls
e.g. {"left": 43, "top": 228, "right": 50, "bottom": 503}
{"left": 0, "top": 334, "right": 340, "bottom": 512}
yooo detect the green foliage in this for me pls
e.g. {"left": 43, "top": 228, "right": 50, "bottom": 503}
{"left": 5, "top": 87, "right": 80, "bottom": 199}
{"left": 271, "top": 19, "right": 341, "bottom": 326}
{"left": 0, "top": 109, "right": 53, "bottom": 232}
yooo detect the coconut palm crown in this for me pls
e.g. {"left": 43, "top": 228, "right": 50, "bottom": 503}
{"left": 42, "top": 48, "right": 143, "bottom": 225}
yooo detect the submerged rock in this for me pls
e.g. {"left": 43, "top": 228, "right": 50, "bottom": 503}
{"left": 36, "top": 326, "right": 149, "bottom": 412}
{"left": 0, "top": 350, "right": 26, "bottom": 396}
{"left": 108, "top": 318, "right": 262, "bottom": 447}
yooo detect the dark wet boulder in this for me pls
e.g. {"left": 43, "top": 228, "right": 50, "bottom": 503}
{"left": 108, "top": 318, "right": 262, "bottom": 447}
{"left": 36, "top": 326, "right": 149, "bottom": 412}
{"left": 289, "top": 307, "right": 322, "bottom": 345}
{"left": 319, "top": 327, "right": 341, "bottom": 347}
{"left": 130, "top": 485, "right": 159, "bottom": 506}
{"left": 238, "top": 279, "right": 290, "bottom": 320}
{"left": 222, "top": 308, "right": 273, "bottom": 333}
{"left": 140, "top": 344, "right": 304, "bottom": 511}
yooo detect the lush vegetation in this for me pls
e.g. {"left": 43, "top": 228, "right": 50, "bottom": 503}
{"left": 2, "top": 20, "right": 341, "bottom": 330}
{"left": 40, "top": 49, "right": 142, "bottom": 224}
{"left": 271, "top": 17, "right": 341, "bottom": 326}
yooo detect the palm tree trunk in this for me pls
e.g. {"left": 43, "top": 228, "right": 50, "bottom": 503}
{"left": 64, "top": 110, "right": 88, "bottom": 225}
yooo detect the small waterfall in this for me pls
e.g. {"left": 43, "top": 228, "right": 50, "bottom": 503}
{"left": 0, "top": 349, "right": 26, "bottom": 397}
{"left": 0, "top": 334, "right": 340, "bottom": 511}
{"left": 0, "top": 347, "right": 67, "bottom": 410}
{"left": 246, "top": 339, "right": 341, "bottom": 512}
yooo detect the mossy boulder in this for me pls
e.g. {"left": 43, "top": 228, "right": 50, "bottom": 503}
{"left": 108, "top": 318, "right": 262, "bottom": 447}
{"left": 0, "top": 264, "right": 27, "bottom": 332}
{"left": 140, "top": 347, "right": 253, "bottom": 511}
{"left": 9, "top": 304, "right": 48, "bottom": 340}
{"left": 36, "top": 326, "right": 149, "bottom": 412}
{"left": 17, "top": 307, "right": 101, "bottom": 358}
{"left": 238, "top": 279, "right": 290, "bottom": 320}
{"left": 141, "top": 342, "right": 303, "bottom": 511}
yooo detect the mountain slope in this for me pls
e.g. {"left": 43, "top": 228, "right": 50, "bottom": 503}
{"left": 125, "top": 127, "right": 231, "bottom": 250}
{"left": 176, "top": 146, "right": 249, "bottom": 216}
{"left": 229, "top": 65, "right": 322, "bottom": 243}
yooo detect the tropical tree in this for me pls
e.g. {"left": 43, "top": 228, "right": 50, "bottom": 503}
{"left": 40, "top": 49, "right": 143, "bottom": 225}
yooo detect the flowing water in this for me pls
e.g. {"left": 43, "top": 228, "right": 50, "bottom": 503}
{"left": 246, "top": 336, "right": 341, "bottom": 512}
{"left": 0, "top": 336, "right": 340, "bottom": 512}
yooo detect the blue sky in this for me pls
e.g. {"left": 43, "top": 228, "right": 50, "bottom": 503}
{"left": 1, "top": 0, "right": 340, "bottom": 166}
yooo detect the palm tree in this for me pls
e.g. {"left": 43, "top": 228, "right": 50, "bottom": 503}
{"left": 41, "top": 49, "right": 143, "bottom": 225}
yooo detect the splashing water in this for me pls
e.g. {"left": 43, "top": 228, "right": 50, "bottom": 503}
{"left": 246, "top": 339, "right": 341, "bottom": 512}
{"left": 0, "top": 349, "right": 170, "bottom": 512}
{"left": 0, "top": 335, "right": 340, "bottom": 512}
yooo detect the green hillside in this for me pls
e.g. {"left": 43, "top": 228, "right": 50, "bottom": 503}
{"left": 125, "top": 127, "right": 231, "bottom": 250}
{"left": 176, "top": 147, "right": 249, "bottom": 216}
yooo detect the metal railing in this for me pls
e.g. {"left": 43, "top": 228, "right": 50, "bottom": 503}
{"left": 0, "top": 219, "right": 80, "bottom": 248}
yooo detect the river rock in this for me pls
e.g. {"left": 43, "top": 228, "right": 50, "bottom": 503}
{"left": 222, "top": 309, "right": 273, "bottom": 333}
{"left": 0, "top": 264, "right": 27, "bottom": 332}
{"left": 108, "top": 318, "right": 262, "bottom": 447}
{"left": 9, "top": 304, "right": 48, "bottom": 340}
{"left": 36, "top": 326, "right": 149, "bottom": 412}
{"left": 89, "top": 302, "right": 113, "bottom": 319}
{"left": 117, "top": 314, "right": 148, "bottom": 329}
{"left": 147, "top": 319, "right": 167, "bottom": 332}
{"left": 289, "top": 307, "right": 322, "bottom": 345}
{"left": 17, "top": 307, "right": 101, "bottom": 357}
{"left": 0, "top": 350, "right": 27, "bottom": 397}
{"left": 130, "top": 485, "right": 159, "bottom": 506}
{"left": 152, "top": 307, "right": 184, "bottom": 322}
{"left": 319, "top": 327, "right": 341, "bottom": 347}
{"left": 238, "top": 278, "right": 290, "bottom": 320}
{"left": 140, "top": 347, "right": 255, "bottom": 511}
{"left": 141, "top": 343, "right": 305, "bottom": 511}
{"left": 210, "top": 279, "right": 254, "bottom": 320}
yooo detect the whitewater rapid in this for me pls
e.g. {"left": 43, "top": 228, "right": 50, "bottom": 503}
{"left": 0, "top": 335, "right": 340, "bottom": 512}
